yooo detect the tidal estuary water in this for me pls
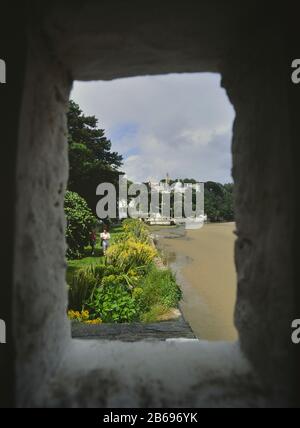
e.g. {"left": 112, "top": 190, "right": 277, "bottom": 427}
{"left": 153, "top": 223, "right": 238, "bottom": 342}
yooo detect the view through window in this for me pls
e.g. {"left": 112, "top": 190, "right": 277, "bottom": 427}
{"left": 66, "top": 73, "right": 237, "bottom": 341}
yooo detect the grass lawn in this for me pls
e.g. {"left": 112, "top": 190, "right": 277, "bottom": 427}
{"left": 67, "top": 225, "right": 123, "bottom": 284}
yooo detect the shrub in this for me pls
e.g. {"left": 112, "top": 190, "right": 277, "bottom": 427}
{"left": 137, "top": 265, "right": 182, "bottom": 315}
{"left": 140, "top": 304, "right": 168, "bottom": 323}
{"left": 68, "top": 263, "right": 141, "bottom": 312}
{"left": 106, "top": 239, "right": 157, "bottom": 272}
{"left": 87, "top": 275, "right": 138, "bottom": 323}
{"left": 122, "top": 219, "right": 151, "bottom": 243}
{"left": 65, "top": 191, "right": 98, "bottom": 259}
{"left": 68, "top": 265, "right": 100, "bottom": 311}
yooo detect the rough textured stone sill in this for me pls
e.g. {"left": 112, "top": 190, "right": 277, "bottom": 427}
{"left": 72, "top": 316, "right": 196, "bottom": 341}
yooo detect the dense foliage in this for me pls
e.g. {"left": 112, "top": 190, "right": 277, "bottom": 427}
{"left": 136, "top": 265, "right": 182, "bottom": 322}
{"left": 65, "top": 191, "right": 98, "bottom": 259}
{"left": 204, "top": 182, "right": 234, "bottom": 222}
{"left": 106, "top": 239, "right": 157, "bottom": 272}
{"left": 87, "top": 277, "right": 138, "bottom": 323}
{"left": 67, "top": 219, "right": 182, "bottom": 323}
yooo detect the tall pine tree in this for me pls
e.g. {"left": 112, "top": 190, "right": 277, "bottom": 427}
{"left": 67, "top": 100, "right": 123, "bottom": 213}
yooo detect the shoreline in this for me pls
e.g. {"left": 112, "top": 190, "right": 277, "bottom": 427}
{"left": 148, "top": 232, "right": 195, "bottom": 330}
{"left": 153, "top": 222, "right": 238, "bottom": 342}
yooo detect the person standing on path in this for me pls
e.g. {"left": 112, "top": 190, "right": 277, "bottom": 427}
{"left": 100, "top": 226, "right": 111, "bottom": 256}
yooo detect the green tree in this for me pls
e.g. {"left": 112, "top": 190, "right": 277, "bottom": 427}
{"left": 65, "top": 191, "right": 98, "bottom": 259}
{"left": 222, "top": 183, "right": 234, "bottom": 221}
{"left": 204, "top": 181, "right": 234, "bottom": 222}
{"left": 67, "top": 100, "right": 123, "bottom": 212}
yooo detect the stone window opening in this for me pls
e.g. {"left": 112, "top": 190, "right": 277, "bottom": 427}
{"left": 11, "top": 2, "right": 298, "bottom": 408}
{"left": 68, "top": 73, "right": 237, "bottom": 343}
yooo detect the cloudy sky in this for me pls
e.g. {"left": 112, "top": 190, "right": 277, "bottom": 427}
{"left": 71, "top": 73, "right": 235, "bottom": 184}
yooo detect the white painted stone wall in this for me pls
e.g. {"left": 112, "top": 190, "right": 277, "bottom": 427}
{"left": 12, "top": 1, "right": 298, "bottom": 407}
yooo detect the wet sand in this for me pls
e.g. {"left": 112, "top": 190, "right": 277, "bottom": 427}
{"left": 156, "top": 223, "right": 238, "bottom": 342}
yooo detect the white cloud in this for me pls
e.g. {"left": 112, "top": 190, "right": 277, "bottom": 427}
{"left": 71, "top": 73, "right": 235, "bottom": 184}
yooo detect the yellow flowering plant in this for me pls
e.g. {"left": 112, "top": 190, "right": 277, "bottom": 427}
{"left": 106, "top": 239, "right": 157, "bottom": 272}
{"left": 67, "top": 309, "right": 102, "bottom": 325}
{"left": 122, "top": 219, "right": 151, "bottom": 244}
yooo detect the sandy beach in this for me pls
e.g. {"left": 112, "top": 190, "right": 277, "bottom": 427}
{"left": 157, "top": 222, "right": 238, "bottom": 342}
